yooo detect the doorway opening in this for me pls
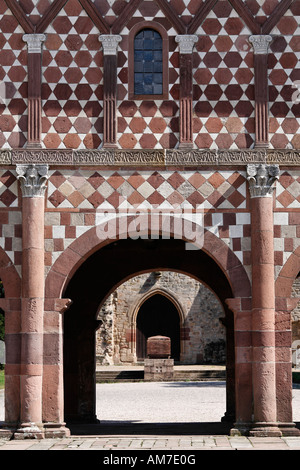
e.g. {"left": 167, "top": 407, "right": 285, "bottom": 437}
{"left": 62, "top": 236, "right": 237, "bottom": 427}
{"left": 136, "top": 293, "right": 180, "bottom": 361}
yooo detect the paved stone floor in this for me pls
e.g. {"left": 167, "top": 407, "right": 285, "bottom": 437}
{"left": 1, "top": 379, "right": 300, "bottom": 451}
{"left": 0, "top": 435, "right": 300, "bottom": 451}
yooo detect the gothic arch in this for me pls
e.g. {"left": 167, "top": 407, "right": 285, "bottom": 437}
{"left": 129, "top": 286, "right": 186, "bottom": 327}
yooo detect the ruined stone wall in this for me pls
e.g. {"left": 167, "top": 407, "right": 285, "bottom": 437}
{"left": 96, "top": 271, "right": 226, "bottom": 365}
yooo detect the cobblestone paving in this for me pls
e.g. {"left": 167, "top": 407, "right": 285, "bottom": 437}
{"left": 0, "top": 435, "right": 300, "bottom": 450}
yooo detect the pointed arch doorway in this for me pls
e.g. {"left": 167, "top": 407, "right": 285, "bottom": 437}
{"left": 136, "top": 293, "right": 181, "bottom": 361}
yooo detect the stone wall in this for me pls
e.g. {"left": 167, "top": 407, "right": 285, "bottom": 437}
{"left": 96, "top": 271, "right": 226, "bottom": 365}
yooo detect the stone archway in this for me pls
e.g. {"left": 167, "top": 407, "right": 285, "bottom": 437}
{"left": 43, "top": 220, "right": 251, "bottom": 432}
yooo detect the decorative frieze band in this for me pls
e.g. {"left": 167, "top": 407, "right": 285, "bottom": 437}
{"left": 16, "top": 164, "right": 49, "bottom": 197}
{"left": 1, "top": 149, "right": 300, "bottom": 167}
{"left": 247, "top": 163, "right": 280, "bottom": 198}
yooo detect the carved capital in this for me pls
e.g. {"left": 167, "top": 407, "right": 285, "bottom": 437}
{"left": 16, "top": 164, "right": 49, "bottom": 197}
{"left": 99, "top": 34, "right": 122, "bottom": 55}
{"left": 249, "top": 35, "right": 272, "bottom": 54}
{"left": 23, "top": 34, "right": 46, "bottom": 53}
{"left": 247, "top": 163, "right": 279, "bottom": 198}
{"left": 175, "top": 34, "right": 198, "bottom": 54}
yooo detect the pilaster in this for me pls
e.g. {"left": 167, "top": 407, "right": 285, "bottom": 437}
{"left": 175, "top": 35, "right": 198, "bottom": 148}
{"left": 23, "top": 34, "right": 46, "bottom": 149}
{"left": 249, "top": 35, "right": 272, "bottom": 149}
{"left": 99, "top": 34, "right": 122, "bottom": 148}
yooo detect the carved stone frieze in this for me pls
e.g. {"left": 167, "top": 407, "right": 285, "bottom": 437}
{"left": 12, "top": 149, "right": 73, "bottom": 165}
{"left": 166, "top": 149, "right": 217, "bottom": 164}
{"left": 0, "top": 150, "right": 11, "bottom": 164}
{"left": 16, "top": 164, "right": 49, "bottom": 197}
{"left": 0, "top": 148, "right": 297, "bottom": 168}
{"left": 114, "top": 149, "right": 165, "bottom": 165}
{"left": 267, "top": 150, "right": 300, "bottom": 165}
{"left": 218, "top": 150, "right": 267, "bottom": 164}
{"left": 74, "top": 150, "right": 115, "bottom": 165}
{"left": 247, "top": 163, "right": 280, "bottom": 198}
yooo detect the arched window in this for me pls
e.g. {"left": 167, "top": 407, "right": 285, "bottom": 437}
{"left": 134, "top": 29, "right": 163, "bottom": 95}
{"left": 129, "top": 22, "right": 169, "bottom": 99}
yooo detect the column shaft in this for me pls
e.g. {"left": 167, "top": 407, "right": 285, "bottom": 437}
{"left": 15, "top": 164, "right": 48, "bottom": 439}
{"left": 247, "top": 163, "right": 281, "bottom": 437}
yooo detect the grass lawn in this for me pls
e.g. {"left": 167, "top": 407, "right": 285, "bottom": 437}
{"left": 0, "top": 370, "right": 4, "bottom": 390}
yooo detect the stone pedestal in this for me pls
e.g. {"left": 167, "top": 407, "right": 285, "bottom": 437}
{"left": 144, "top": 358, "right": 174, "bottom": 381}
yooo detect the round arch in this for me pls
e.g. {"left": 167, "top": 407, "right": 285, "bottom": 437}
{"left": 45, "top": 218, "right": 251, "bottom": 301}
{"left": 275, "top": 246, "right": 300, "bottom": 298}
{"left": 44, "top": 218, "right": 251, "bottom": 425}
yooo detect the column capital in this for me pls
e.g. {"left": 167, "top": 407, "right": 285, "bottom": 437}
{"left": 249, "top": 35, "right": 272, "bottom": 54}
{"left": 16, "top": 164, "right": 49, "bottom": 197}
{"left": 99, "top": 34, "right": 122, "bottom": 55}
{"left": 175, "top": 34, "right": 198, "bottom": 54}
{"left": 23, "top": 34, "right": 46, "bottom": 53}
{"left": 247, "top": 163, "right": 279, "bottom": 198}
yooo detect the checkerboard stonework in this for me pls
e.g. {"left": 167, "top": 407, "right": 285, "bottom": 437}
{"left": 0, "top": 0, "right": 300, "bottom": 442}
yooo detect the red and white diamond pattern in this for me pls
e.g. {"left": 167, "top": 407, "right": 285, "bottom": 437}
{"left": 0, "top": 6, "right": 28, "bottom": 148}
{"left": 47, "top": 169, "right": 247, "bottom": 210}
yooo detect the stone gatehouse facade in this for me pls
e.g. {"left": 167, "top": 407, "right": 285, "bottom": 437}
{"left": 0, "top": 0, "right": 299, "bottom": 440}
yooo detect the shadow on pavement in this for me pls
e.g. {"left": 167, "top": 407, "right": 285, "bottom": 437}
{"left": 67, "top": 420, "right": 233, "bottom": 436}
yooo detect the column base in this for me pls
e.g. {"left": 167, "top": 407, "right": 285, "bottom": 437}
{"left": 0, "top": 423, "right": 16, "bottom": 439}
{"left": 25, "top": 142, "right": 42, "bottom": 149}
{"left": 43, "top": 422, "right": 71, "bottom": 438}
{"left": 278, "top": 422, "right": 300, "bottom": 436}
{"left": 14, "top": 422, "right": 45, "bottom": 440}
{"left": 249, "top": 422, "right": 282, "bottom": 437}
{"left": 178, "top": 142, "right": 193, "bottom": 149}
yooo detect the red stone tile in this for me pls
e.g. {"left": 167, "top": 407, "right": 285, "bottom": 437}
{"left": 139, "top": 133, "right": 157, "bottom": 148}
{"left": 276, "top": 190, "right": 295, "bottom": 208}
{"left": 127, "top": 172, "right": 146, "bottom": 189}
{"left": 119, "top": 133, "right": 137, "bottom": 148}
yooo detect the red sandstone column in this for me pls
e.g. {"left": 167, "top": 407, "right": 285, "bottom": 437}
{"left": 247, "top": 163, "right": 282, "bottom": 437}
{"left": 249, "top": 35, "right": 272, "bottom": 149}
{"left": 99, "top": 34, "right": 122, "bottom": 148}
{"left": 175, "top": 35, "right": 198, "bottom": 148}
{"left": 23, "top": 34, "right": 46, "bottom": 149}
{"left": 15, "top": 164, "right": 48, "bottom": 439}
{"left": 226, "top": 298, "right": 253, "bottom": 435}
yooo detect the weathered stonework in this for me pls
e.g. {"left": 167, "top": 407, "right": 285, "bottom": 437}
{"left": 96, "top": 271, "right": 226, "bottom": 365}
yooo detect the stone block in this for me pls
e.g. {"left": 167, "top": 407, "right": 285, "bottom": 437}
{"left": 144, "top": 358, "right": 174, "bottom": 381}
{"left": 147, "top": 335, "right": 171, "bottom": 359}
